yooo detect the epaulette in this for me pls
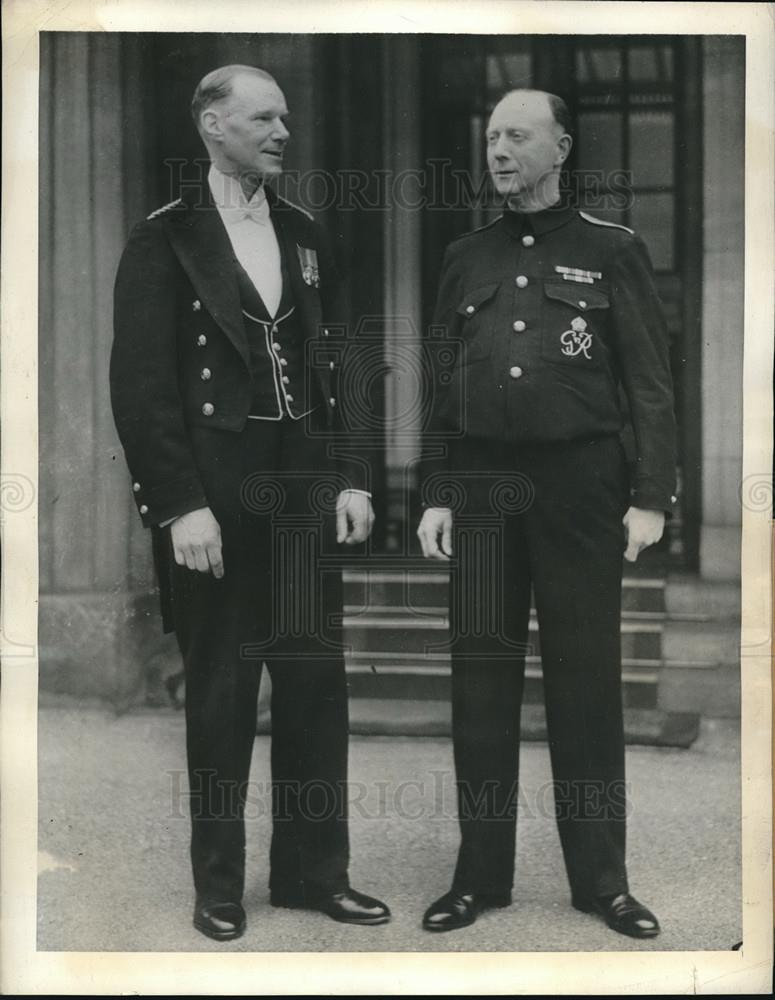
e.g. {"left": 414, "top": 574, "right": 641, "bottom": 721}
{"left": 450, "top": 214, "right": 503, "bottom": 243}
{"left": 579, "top": 211, "right": 634, "bottom": 235}
{"left": 274, "top": 194, "right": 314, "bottom": 221}
{"left": 146, "top": 198, "right": 184, "bottom": 221}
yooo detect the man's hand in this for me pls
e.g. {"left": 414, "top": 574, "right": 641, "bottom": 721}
{"left": 170, "top": 507, "right": 224, "bottom": 578}
{"left": 336, "top": 491, "right": 375, "bottom": 545}
{"left": 623, "top": 506, "right": 665, "bottom": 563}
{"left": 417, "top": 507, "right": 453, "bottom": 560}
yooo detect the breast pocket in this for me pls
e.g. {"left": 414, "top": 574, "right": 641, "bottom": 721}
{"left": 541, "top": 281, "right": 610, "bottom": 369}
{"left": 454, "top": 282, "right": 500, "bottom": 363}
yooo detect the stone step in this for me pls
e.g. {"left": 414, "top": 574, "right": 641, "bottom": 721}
{"left": 331, "top": 699, "right": 700, "bottom": 747}
{"left": 344, "top": 655, "right": 661, "bottom": 709}
{"left": 342, "top": 613, "right": 664, "bottom": 662}
{"left": 342, "top": 568, "right": 668, "bottom": 615}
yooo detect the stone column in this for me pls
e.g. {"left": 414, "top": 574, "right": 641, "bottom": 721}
{"left": 700, "top": 37, "right": 745, "bottom": 580}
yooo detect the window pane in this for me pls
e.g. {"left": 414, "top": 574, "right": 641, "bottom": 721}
{"left": 576, "top": 46, "right": 623, "bottom": 84}
{"left": 486, "top": 50, "right": 532, "bottom": 98}
{"left": 576, "top": 112, "right": 623, "bottom": 173}
{"left": 631, "top": 192, "right": 674, "bottom": 270}
{"left": 629, "top": 44, "right": 674, "bottom": 83}
{"left": 629, "top": 111, "right": 674, "bottom": 188}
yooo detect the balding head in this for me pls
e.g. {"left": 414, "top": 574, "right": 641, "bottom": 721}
{"left": 490, "top": 89, "right": 572, "bottom": 139}
{"left": 486, "top": 88, "right": 573, "bottom": 211}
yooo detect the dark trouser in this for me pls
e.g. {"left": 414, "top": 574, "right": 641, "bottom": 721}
{"left": 447, "top": 434, "right": 630, "bottom": 902}
{"left": 169, "top": 416, "right": 350, "bottom": 905}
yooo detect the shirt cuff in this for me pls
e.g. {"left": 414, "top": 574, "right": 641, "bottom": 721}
{"left": 341, "top": 488, "right": 372, "bottom": 499}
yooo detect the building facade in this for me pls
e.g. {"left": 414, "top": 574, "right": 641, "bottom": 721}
{"left": 39, "top": 33, "right": 744, "bottom": 718}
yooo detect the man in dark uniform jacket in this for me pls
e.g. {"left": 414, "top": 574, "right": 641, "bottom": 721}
{"left": 111, "top": 65, "right": 389, "bottom": 941}
{"left": 417, "top": 89, "right": 676, "bottom": 938}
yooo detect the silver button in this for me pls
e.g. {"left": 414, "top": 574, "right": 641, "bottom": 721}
{"left": 282, "top": 375, "right": 290, "bottom": 384}
{"left": 329, "top": 361, "right": 335, "bottom": 371}
{"left": 202, "top": 402, "right": 215, "bottom": 416}
{"left": 515, "top": 275, "right": 528, "bottom": 288}
{"left": 192, "top": 300, "right": 201, "bottom": 311}
{"left": 133, "top": 482, "right": 141, "bottom": 493}
{"left": 512, "top": 320, "right": 526, "bottom": 333}
{"left": 509, "top": 366, "right": 523, "bottom": 379}
{"left": 139, "top": 504, "right": 149, "bottom": 515}
{"left": 280, "top": 358, "right": 288, "bottom": 367}
{"left": 286, "top": 394, "right": 294, "bottom": 403}
{"left": 200, "top": 368, "right": 211, "bottom": 381}
{"left": 578, "top": 300, "right": 588, "bottom": 309}
{"left": 272, "top": 342, "right": 281, "bottom": 352}
{"left": 671, "top": 494, "right": 678, "bottom": 504}
{"left": 465, "top": 305, "right": 475, "bottom": 315}
{"left": 323, "top": 328, "right": 329, "bottom": 337}
{"left": 329, "top": 397, "right": 336, "bottom": 407}
{"left": 521, "top": 235, "right": 535, "bottom": 247}
{"left": 197, "top": 334, "right": 207, "bottom": 347}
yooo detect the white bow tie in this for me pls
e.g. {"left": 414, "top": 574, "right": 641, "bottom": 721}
{"left": 222, "top": 196, "right": 270, "bottom": 226}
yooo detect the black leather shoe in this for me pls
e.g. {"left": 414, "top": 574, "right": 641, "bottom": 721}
{"left": 272, "top": 885, "right": 391, "bottom": 925}
{"left": 573, "top": 892, "right": 660, "bottom": 939}
{"left": 423, "top": 890, "right": 511, "bottom": 932}
{"left": 193, "top": 900, "right": 246, "bottom": 941}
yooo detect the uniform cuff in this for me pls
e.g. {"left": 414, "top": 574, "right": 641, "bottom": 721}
{"left": 630, "top": 483, "right": 678, "bottom": 514}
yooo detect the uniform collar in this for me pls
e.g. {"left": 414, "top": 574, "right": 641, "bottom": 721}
{"left": 208, "top": 165, "right": 269, "bottom": 224}
{"left": 502, "top": 197, "right": 576, "bottom": 239}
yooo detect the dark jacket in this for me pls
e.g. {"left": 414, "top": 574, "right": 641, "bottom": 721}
{"left": 421, "top": 205, "right": 677, "bottom": 511}
{"left": 111, "top": 185, "right": 367, "bottom": 530}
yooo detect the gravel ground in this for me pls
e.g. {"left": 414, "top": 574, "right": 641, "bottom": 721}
{"left": 37, "top": 707, "right": 741, "bottom": 953}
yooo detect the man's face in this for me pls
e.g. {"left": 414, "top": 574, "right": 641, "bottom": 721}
{"left": 207, "top": 74, "right": 290, "bottom": 182}
{"left": 486, "top": 92, "right": 568, "bottom": 201}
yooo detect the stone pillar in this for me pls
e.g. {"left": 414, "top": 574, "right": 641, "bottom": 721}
{"left": 39, "top": 34, "right": 159, "bottom": 703}
{"left": 700, "top": 37, "right": 745, "bottom": 580}
{"left": 381, "top": 37, "right": 423, "bottom": 552}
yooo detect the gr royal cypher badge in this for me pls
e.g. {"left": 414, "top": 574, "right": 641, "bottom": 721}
{"left": 296, "top": 244, "right": 320, "bottom": 288}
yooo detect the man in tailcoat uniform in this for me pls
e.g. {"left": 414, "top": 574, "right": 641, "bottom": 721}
{"left": 417, "top": 89, "right": 677, "bottom": 937}
{"left": 111, "top": 65, "right": 389, "bottom": 941}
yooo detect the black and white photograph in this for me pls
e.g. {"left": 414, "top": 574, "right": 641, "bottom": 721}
{"left": 2, "top": 0, "right": 772, "bottom": 994}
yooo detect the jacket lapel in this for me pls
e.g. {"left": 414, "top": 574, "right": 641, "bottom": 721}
{"left": 268, "top": 193, "right": 322, "bottom": 338}
{"left": 165, "top": 192, "right": 250, "bottom": 366}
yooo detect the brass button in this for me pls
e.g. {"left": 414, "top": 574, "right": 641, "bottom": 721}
{"left": 139, "top": 504, "right": 149, "bottom": 515}
{"left": 521, "top": 235, "right": 535, "bottom": 247}
{"left": 133, "top": 482, "right": 141, "bottom": 493}
{"left": 578, "top": 299, "right": 588, "bottom": 309}
{"left": 192, "top": 300, "right": 201, "bottom": 311}
{"left": 272, "top": 342, "right": 281, "bottom": 352}
{"left": 329, "top": 396, "right": 336, "bottom": 407}
{"left": 323, "top": 328, "right": 329, "bottom": 337}
{"left": 509, "top": 366, "right": 523, "bottom": 379}
{"left": 282, "top": 375, "right": 290, "bottom": 384}
{"left": 280, "top": 358, "right": 288, "bottom": 367}
{"left": 200, "top": 368, "right": 212, "bottom": 381}
{"left": 515, "top": 275, "right": 528, "bottom": 288}
{"left": 466, "top": 305, "right": 475, "bottom": 315}
{"left": 197, "top": 334, "right": 207, "bottom": 347}
{"left": 202, "top": 402, "right": 215, "bottom": 416}
{"left": 329, "top": 361, "right": 335, "bottom": 371}
{"left": 286, "top": 394, "right": 294, "bottom": 403}
{"left": 512, "top": 320, "right": 526, "bottom": 333}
